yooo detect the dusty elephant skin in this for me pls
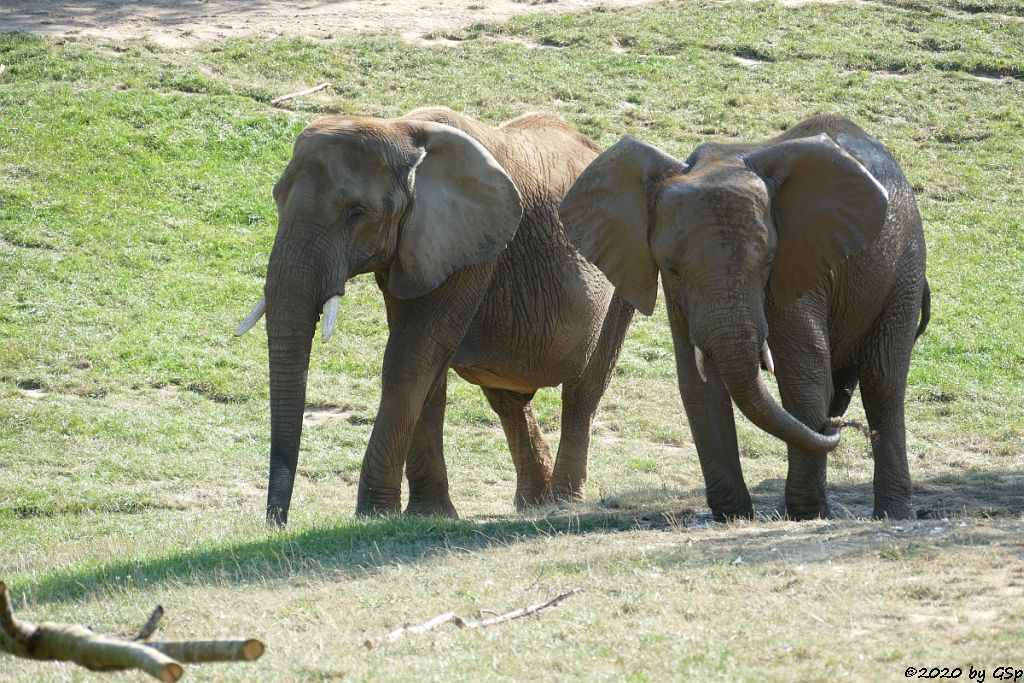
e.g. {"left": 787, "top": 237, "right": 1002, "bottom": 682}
{"left": 236, "top": 107, "right": 634, "bottom": 525}
{"left": 559, "top": 114, "right": 929, "bottom": 521}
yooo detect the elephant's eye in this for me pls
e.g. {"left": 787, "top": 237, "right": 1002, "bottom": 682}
{"left": 346, "top": 204, "right": 367, "bottom": 224}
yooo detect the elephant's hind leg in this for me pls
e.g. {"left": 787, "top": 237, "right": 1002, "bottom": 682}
{"left": 483, "top": 388, "right": 553, "bottom": 509}
{"left": 404, "top": 371, "right": 458, "bottom": 518}
{"left": 550, "top": 295, "right": 635, "bottom": 503}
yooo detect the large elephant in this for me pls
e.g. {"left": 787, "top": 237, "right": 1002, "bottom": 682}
{"left": 235, "top": 107, "right": 634, "bottom": 525}
{"left": 559, "top": 114, "right": 929, "bottom": 520}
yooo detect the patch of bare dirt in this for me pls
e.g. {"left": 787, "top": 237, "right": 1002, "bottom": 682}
{"left": 304, "top": 405, "right": 358, "bottom": 425}
{"left": 0, "top": 0, "right": 653, "bottom": 48}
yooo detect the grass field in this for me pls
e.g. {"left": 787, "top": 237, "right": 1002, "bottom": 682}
{"left": 1, "top": 0, "right": 1023, "bottom": 680}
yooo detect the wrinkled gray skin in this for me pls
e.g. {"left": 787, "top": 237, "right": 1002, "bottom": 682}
{"left": 560, "top": 115, "right": 929, "bottom": 520}
{"left": 247, "top": 107, "right": 633, "bottom": 525}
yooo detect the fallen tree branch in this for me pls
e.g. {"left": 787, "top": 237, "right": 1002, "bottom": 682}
{"left": 0, "top": 581, "right": 265, "bottom": 681}
{"left": 384, "top": 611, "right": 463, "bottom": 643}
{"left": 365, "top": 590, "right": 579, "bottom": 649}
{"left": 464, "top": 590, "right": 578, "bottom": 628}
{"left": 270, "top": 82, "right": 331, "bottom": 106}
{"left": 150, "top": 639, "right": 265, "bottom": 663}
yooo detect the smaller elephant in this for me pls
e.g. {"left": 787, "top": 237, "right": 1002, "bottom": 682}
{"left": 559, "top": 114, "right": 929, "bottom": 520}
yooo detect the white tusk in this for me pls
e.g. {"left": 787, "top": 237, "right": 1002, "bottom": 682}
{"left": 694, "top": 346, "right": 708, "bottom": 383}
{"left": 233, "top": 297, "right": 266, "bottom": 336}
{"left": 762, "top": 341, "right": 775, "bottom": 375}
{"left": 321, "top": 295, "right": 341, "bottom": 343}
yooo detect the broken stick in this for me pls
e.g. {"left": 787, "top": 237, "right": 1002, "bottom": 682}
{"left": 829, "top": 417, "right": 879, "bottom": 441}
{"left": 366, "top": 589, "right": 579, "bottom": 648}
{"left": 270, "top": 82, "right": 331, "bottom": 106}
{"left": 0, "top": 580, "right": 265, "bottom": 681}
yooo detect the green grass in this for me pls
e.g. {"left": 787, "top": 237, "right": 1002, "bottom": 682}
{"left": 1, "top": 0, "right": 1023, "bottom": 679}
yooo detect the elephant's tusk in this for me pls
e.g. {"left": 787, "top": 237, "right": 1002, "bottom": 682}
{"left": 762, "top": 341, "right": 775, "bottom": 375}
{"left": 321, "top": 295, "right": 341, "bottom": 343}
{"left": 233, "top": 297, "right": 266, "bottom": 336}
{"left": 694, "top": 346, "right": 708, "bottom": 383}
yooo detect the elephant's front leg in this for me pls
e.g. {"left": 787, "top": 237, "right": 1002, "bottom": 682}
{"left": 356, "top": 266, "right": 492, "bottom": 516}
{"left": 668, "top": 309, "right": 752, "bottom": 519}
{"left": 773, "top": 327, "right": 834, "bottom": 520}
{"left": 404, "top": 370, "right": 458, "bottom": 518}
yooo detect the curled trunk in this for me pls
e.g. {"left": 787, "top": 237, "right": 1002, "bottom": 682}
{"left": 713, "top": 339, "right": 840, "bottom": 455}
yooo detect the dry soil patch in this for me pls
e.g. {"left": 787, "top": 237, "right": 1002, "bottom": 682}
{"left": 0, "top": 0, "right": 653, "bottom": 48}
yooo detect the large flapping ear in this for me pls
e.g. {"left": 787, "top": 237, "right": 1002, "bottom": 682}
{"left": 388, "top": 121, "right": 523, "bottom": 299}
{"left": 745, "top": 133, "right": 889, "bottom": 307}
{"left": 558, "top": 136, "right": 686, "bottom": 316}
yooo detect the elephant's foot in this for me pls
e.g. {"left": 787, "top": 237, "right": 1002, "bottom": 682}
{"left": 779, "top": 500, "right": 832, "bottom": 521}
{"left": 709, "top": 505, "right": 755, "bottom": 523}
{"left": 549, "top": 482, "right": 585, "bottom": 506}
{"left": 514, "top": 481, "right": 552, "bottom": 511}
{"left": 354, "top": 497, "right": 402, "bottom": 517}
{"left": 266, "top": 504, "right": 290, "bottom": 528}
{"left": 355, "top": 482, "right": 403, "bottom": 516}
{"left": 707, "top": 488, "right": 754, "bottom": 522}
{"left": 872, "top": 498, "right": 913, "bottom": 520}
{"left": 405, "top": 497, "right": 459, "bottom": 519}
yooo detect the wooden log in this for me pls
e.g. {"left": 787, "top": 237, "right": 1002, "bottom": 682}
{"left": 150, "top": 639, "right": 265, "bottom": 663}
{"left": 0, "top": 581, "right": 265, "bottom": 680}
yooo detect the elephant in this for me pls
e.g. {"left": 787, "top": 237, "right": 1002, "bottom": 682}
{"left": 559, "top": 114, "right": 929, "bottom": 520}
{"left": 234, "top": 107, "right": 634, "bottom": 525}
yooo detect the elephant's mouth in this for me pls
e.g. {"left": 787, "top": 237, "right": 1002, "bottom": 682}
{"left": 232, "top": 282, "right": 346, "bottom": 342}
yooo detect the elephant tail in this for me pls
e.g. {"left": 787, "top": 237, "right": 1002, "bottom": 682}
{"left": 915, "top": 278, "right": 931, "bottom": 340}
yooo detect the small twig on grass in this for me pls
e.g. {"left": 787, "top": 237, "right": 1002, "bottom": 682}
{"left": 135, "top": 605, "right": 165, "bottom": 641}
{"left": 829, "top": 417, "right": 878, "bottom": 441}
{"left": 466, "top": 590, "right": 578, "bottom": 629}
{"left": 270, "top": 82, "right": 331, "bottom": 106}
{"left": 384, "top": 611, "right": 464, "bottom": 644}
{"left": 0, "top": 580, "right": 265, "bottom": 681}
{"left": 364, "top": 590, "right": 579, "bottom": 649}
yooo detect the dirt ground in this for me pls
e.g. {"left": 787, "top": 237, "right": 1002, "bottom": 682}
{"left": 0, "top": 0, "right": 654, "bottom": 47}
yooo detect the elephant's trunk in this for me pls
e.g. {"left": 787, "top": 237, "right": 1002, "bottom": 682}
{"left": 263, "top": 231, "right": 347, "bottom": 526}
{"left": 266, "top": 322, "right": 314, "bottom": 526}
{"left": 701, "top": 317, "right": 840, "bottom": 456}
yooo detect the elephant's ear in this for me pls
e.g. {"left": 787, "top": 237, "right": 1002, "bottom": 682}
{"left": 388, "top": 121, "right": 523, "bottom": 299}
{"left": 559, "top": 136, "right": 685, "bottom": 316}
{"left": 745, "top": 133, "right": 889, "bottom": 307}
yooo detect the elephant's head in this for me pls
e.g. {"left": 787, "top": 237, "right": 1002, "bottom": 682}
{"left": 235, "top": 116, "right": 523, "bottom": 525}
{"left": 558, "top": 133, "right": 887, "bottom": 455}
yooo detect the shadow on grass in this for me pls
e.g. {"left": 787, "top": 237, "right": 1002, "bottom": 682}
{"left": 16, "top": 470, "right": 1023, "bottom": 605}
{"left": 18, "top": 505, "right": 679, "bottom": 606}
{"left": 751, "top": 465, "right": 1024, "bottom": 520}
